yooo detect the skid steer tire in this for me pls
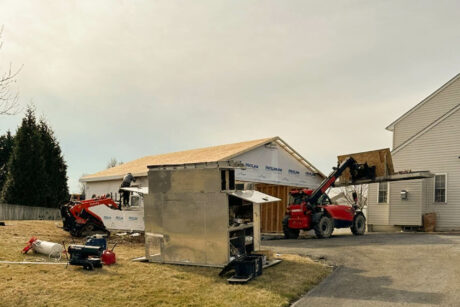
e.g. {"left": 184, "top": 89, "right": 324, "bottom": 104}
{"left": 283, "top": 225, "right": 300, "bottom": 239}
{"left": 351, "top": 214, "right": 366, "bottom": 235}
{"left": 314, "top": 215, "right": 334, "bottom": 239}
{"left": 282, "top": 215, "right": 300, "bottom": 239}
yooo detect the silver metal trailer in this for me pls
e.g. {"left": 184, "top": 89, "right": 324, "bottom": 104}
{"left": 144, "top": 161, "right": 280, "bottom": 267}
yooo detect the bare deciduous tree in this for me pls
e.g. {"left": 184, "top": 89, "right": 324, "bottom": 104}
{"left": 106, "top": 157, "right": 124, "bottom": 169}
{"left": 330, "top": 184, "right": 368, "bottom": 208}
{"left": 0, "top": 26, "right": 21, "bottom": 115}
{"left": 339, "top": 184, "right": 368, "bottom": 208}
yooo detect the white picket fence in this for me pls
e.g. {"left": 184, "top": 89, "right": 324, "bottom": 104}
{"left": 0, "top": 203, "right": 61, "bottom": 220}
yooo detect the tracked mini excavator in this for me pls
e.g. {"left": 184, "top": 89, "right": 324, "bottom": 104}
{"left": 61, "top": 197, "right": 119, "bottom": 237}
{"left": 61, "top": 172, "right": 148, "bottom": 237}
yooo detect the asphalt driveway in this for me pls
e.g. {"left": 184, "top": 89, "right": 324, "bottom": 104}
{"left": 261, "top": 231, "right": 460, "bottom": 306}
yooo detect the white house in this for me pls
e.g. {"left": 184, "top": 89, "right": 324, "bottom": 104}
{"left": 368, "top": 74, "right": 460, "bottom": 231}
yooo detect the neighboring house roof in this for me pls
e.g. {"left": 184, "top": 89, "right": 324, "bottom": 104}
{"left": 392, "top": 103, "right": 460, "bottom": 154}
{"left": 386, "top": 73, "right": 460, "bottom": 131}
{"left": 81, "top": 137, "right": 325, "bottom": 182}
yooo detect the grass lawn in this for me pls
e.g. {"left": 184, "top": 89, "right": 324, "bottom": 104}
{"left": 0, "top": 221, "right": 331, "bottom": 307}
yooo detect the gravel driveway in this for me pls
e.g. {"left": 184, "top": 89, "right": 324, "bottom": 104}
{"left": 262, "top": 231, "right": 460, "bottom": 306}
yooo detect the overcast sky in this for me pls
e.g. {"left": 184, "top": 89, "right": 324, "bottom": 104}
{"left": 0, "top": 0, "right": 459, "bottom": 193}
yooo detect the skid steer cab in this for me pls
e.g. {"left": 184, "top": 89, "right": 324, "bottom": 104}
{"left": 282, "top": 189, "right": 366, "bottom": 239}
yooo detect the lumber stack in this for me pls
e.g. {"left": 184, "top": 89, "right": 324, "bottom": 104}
{"left": 337, "top": 148, "right": 394, "bottom": 184}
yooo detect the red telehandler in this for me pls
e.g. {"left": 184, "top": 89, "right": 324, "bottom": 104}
{"left": 283, "top": 157, "right": 375, "bottom": 239}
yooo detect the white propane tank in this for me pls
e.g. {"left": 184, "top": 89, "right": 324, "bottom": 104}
{"left": 32, "top": 240, "right": 64, "bottom": 259}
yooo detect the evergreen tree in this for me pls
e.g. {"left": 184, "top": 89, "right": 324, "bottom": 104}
{"left": 1, "top": 107, "right": 47, "bottom": 206}
{"left": 0, "top": 130, "right": 14, "bottom": 191}
{"left": 38, "top": 119, "right": 69, "bottom": 207}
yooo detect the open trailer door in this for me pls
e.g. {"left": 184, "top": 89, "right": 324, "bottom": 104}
{"left": 227, "top": 190, "right": 280, "bottom": 251}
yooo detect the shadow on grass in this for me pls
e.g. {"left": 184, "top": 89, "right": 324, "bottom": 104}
{"left": 152, "top": 256, "right": 331, "bottom": 305}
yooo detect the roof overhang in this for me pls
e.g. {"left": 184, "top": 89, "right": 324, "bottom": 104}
{"left": 80, "top": 172, "right": 147, "bottom": 182}
{"left": 147, "top": 160, "right": 244, "bottom": 170}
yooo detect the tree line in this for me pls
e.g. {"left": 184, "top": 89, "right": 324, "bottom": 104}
{"left": 0, "top": 107, "right": 69, "bottom": 207}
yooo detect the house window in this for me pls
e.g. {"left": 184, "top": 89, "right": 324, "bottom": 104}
{"left": 434, "top": 174, "right": 446, "bottom": 203}
{"left": 378, "top": 182, "right": 388, "bottom": 203}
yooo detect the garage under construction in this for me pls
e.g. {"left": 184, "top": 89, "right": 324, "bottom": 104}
{"left": 81, "top": 137, "right": 326, "bottom": 233}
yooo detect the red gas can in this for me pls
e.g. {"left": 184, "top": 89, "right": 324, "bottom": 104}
{"left": 101, "top": 250, "right": 116, "bottom": 265}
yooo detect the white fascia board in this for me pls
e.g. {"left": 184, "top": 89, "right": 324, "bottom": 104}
{"left": 80, "top": 172, "right": 148, "bottom": 182}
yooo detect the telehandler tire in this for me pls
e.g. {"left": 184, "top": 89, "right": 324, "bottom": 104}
{"left": 282, "top": 215, "right": 300, "bottom": 239}
{"left": 314, "top": 215, "right": 334, "bottom": 239}
{"left": 351, "top": 213, "right": 366, "bottom": 235}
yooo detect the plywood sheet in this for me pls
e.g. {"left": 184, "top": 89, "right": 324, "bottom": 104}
{"left": 256, "top": 184, "right": 294, "bottom": 233}
{"left": 337, "top": 148, "right": 394, "bottom": 184}
{"left": 82, "top": 137, "right": 276, "bottom": 180}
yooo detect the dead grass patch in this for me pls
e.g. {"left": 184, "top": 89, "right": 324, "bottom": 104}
{"left": 0, "top": 221, "right": 331, "bottom": 307}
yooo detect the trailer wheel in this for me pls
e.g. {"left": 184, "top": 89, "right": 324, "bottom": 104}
{"left": 83, "top": 263, "right": 94, "bottom": 271}
{"left": 351, "top": 214, "right": 366, "bottom": 235}
{"left": 282, "top": 215, "right": 300, "bottom": 239}
{"left": 314, "top": 215, "right": 334, "bottom": 239}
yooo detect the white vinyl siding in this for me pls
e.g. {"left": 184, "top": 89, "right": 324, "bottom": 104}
{"left": 388, "top": 180, "right": 424, "bottom": 226}
{"left": 391, "top": 109, "right": 460, "bottom": 230}
{"left": 393, "top": 76, "right": 460, "bottom": 148}
{"left": 369, "top": 75, "right": 460, "bottom": 230}
{"left": 434, "top": 174, "right": 447, "bottom": 203}
{"left": 368, "top": 183, "right": 390, "bottom": 225}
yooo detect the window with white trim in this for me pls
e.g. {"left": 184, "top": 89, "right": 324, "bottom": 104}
{"left": 378, "top": 182, "right": 388, "bottom": 203}
{"left": 434, "top": 174, "right": 446, "bottom": 203}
